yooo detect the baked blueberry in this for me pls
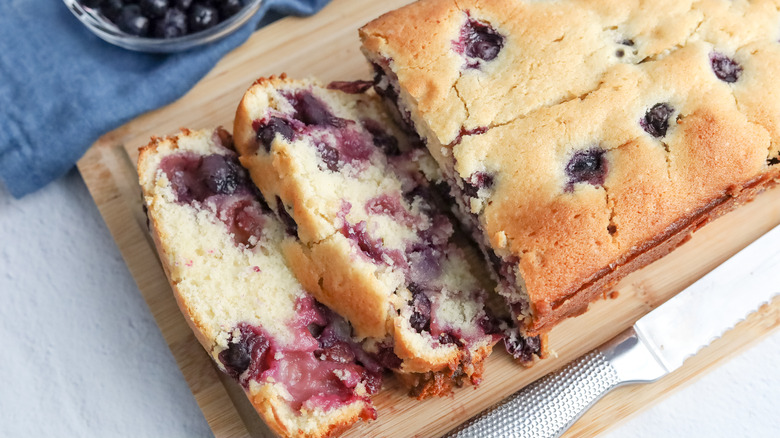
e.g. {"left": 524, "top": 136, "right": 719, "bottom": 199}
{"left": 438, "top": 332, "right": 462, "bottom": 346}
{"left": 254, "top": 116, "right": 295, "bottom": 153}
{"left": 201, "top": 154, "right": 240, "bottom": 195}
{"left": 640, "top": 103, "right": 674, "bottom": 138}
{"left": 218, "top": 324, "right": 272, "bottom": 381}
{"left": 456, "top": 17, "right": 504, "bottom": 63}
{"left": 565, "top": 148, "right": 607, "bottom": 189}
{"left": 327, "top": 80, "right": 374, "bottom": 94}
{"left": 275, "top": 196, "right": 298, "bottom": 238}
{"left": 478, "top": 313, "right": 503, "bottom": 335}
{"left": 408, "top": 284, "right": 432, "bottom": 333}
{"left": 316, "top": 144, "right": 341, "bottom": 171}
{"left": 362, "top": 119, "right": 400, "bottom": 156}
{"left": 288, "top": 92, "right": 346, "bottom": 128}
{"left": 710, "top": 52, "right": 742, "bottom": 83}
{"left": 504, "top": 329, "right": 541, "bottom": 363}
{"left": 463, "top": 171, "right": 494, "bottom": 197}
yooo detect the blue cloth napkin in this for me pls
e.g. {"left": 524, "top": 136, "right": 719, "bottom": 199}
{"left": 0, "top": 0, "right": 331, "bottom": 198}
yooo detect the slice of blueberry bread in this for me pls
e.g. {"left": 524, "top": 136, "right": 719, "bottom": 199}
{"left": 138, "top": 128, "right": 383, "bottom": 438}
{"left": 361, "top": 0, "right": 780, "bottom": 335}
{"left": 233, "top": 76, "right": 543, "bottom": 395}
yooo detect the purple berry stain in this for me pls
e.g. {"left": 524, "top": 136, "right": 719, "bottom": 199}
{"left": 565, "top": 148, "right": 607, "bottom": 190}
{"left": 340, "top": 218, "right": 405, "bottom": 267}
{"left": 640, "top": 103, "right": 674, "bottom": 138}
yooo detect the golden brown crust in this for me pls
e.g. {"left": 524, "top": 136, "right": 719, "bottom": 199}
{"left": 395, "top": 343, "right": 493, "bottom": 398}
{"left": 528, "top": 168, "right": 780, "bottom": 335}
{"left": 363, "top": 2, "right": 780, "bottom": 335}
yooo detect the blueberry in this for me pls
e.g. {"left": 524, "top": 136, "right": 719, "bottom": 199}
{"left": 218, "top": 325, "right": 272, "bottom": 381}
{"left": 153, "top": 8, "right": 187, "bottom": 38}
{"left": 504, "top": 329, "right": 540, "bottom": 363}
{"left": 254, "top": 117, "right": 294, "bottom": 152}
{"left": 327, "top": 80, "right": 374, "bottom": 94}
{"left": 219, "top": 337, "right": 252, "bottom": 378}
{"left": 201, "top": 155, "right": 239, "bottom": 195}
{"left": 189, "top": 4, "right": 219, "bottom": 32}
{"left": 362, "top": 119, "right": 400, "bottom": 156}
{"left": 219, "top": 0, "right": 245, "bottom": 18}
{"left": 462, "top": 171, "right": 494, "bottom": 198}
{"left": 478, "top": 312, "right": 503, "bottom": 335}
{"left": 117, "top": 5, "right": 151, "bottom": 36}
{"left": 81, "top": 0, "right": 104, "bottom": 8}
{"left": 456, "top": 18, "right": 504, "bottom": 63}
{"left": 316, "top": 144, "right": 341, "bottom": 172}
{"left": 314, "top": 342, "right": 355, "bottom": 363}
{"left": 640, "top": 103, "right": 674, "bottom": 138}
{"left": 438, "top": 333, "right": 462, "bottom": 346}
{"left": 99, "top": 0, "right": 124, "bottom": 22}
{"left": 565, "top": 148, "right": 607, "bottom": 189}
{"left": 140, "top": 0, "right": 168, "bottom": 19}
{"left": 710, "top": 52, "right": 742, "bottom": 83}
{"left": 407, "top": 283, "right": 432, "bottom": 333}
{"left": 373, "top": 344, "right": 403, "bottom": 370}
{"left": 174, "top": 0, "right": 192, "bottom": 9}
{"left": 275, "top": 196, "right": 298, "bottom": 238}
{"left": 288, "top": 92, "right": 345, "bottom": 128}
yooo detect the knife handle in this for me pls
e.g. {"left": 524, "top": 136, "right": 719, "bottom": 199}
{"left": 448, "top": 328, "right": 667, "bottom": 438}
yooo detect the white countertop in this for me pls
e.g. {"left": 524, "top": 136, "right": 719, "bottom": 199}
{"left": 2, "top": 169, "right": 778, "bottom": 438}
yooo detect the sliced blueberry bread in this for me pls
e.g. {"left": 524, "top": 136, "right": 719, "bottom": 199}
{"left": 138, "top": 128, "right": 382, "bottom": 438}
{"left": 361, "top": 0, "right": 780, "bottom": 334}
{"left": 233, "top": 76, "right": 543, "bottom": 395}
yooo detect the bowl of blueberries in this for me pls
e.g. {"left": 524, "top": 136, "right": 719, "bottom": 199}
{"left": 63, "top": 0, "right": 263, "bottom": 53}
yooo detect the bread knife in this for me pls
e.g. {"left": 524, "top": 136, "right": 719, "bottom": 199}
{"left": 449, "top": 224, "right": 780, "bottom": 438}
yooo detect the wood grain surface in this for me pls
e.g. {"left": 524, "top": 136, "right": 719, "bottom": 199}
{"left": 76, "top": 0, "right": 780, "bottom": 436}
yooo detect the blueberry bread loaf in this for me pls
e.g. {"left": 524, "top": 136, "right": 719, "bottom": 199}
{"left": 233, "top": 76, "right": 543, "bottom": 395}
{"left": 361, "top": 0, "right": 780, "bottom": 334}
{"left": 138, "top": 128, "right": 382, "bottom": 438}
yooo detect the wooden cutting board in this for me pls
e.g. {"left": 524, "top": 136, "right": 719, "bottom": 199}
{"left": 76, "top": 0, "right": 780, "bottom": 436}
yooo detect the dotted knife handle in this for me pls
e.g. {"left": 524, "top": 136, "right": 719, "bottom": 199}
{"left": 449, "top": 350, "right": 621, "bottom": 438}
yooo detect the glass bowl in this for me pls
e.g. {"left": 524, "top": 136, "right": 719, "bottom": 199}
{"left": 62, "top": 0, "right": 264, "bottom": 53}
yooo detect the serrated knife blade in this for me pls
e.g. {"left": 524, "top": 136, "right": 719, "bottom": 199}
{"left": 449, "top": 224, "right": 780, "bottom": 438}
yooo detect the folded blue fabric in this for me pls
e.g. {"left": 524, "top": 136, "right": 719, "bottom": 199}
{"left": 0, "top": 0, "right": 330, "bottom": 198}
